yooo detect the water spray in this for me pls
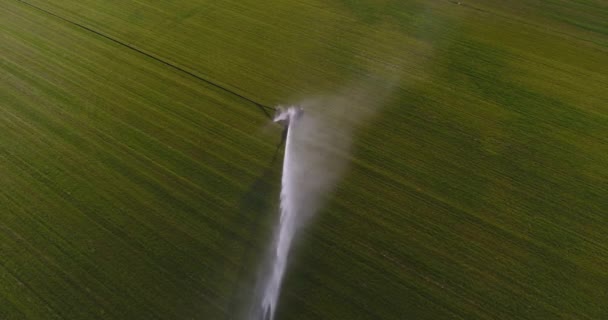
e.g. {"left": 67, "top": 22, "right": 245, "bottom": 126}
{"left": 248, "top": 81, "right": 393, "bottom": 319}
{"left": 255, "top": 106, "right": 303, "bottom": 320}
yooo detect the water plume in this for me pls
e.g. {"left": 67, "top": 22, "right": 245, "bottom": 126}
{"left": 248, "top": 79, "right": 395, "bottom": 320}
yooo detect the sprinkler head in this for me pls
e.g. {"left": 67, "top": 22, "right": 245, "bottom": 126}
{"left": 273, "top": 106, "right": 303, "bottom": 126}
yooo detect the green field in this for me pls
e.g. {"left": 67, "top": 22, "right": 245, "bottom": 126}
{"left": 1, "top": 0, "right": 607, "bottom": 319}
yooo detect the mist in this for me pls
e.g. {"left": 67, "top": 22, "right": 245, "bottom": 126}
{"left": 247, "top": 77, "right": 396, "bottom": 320}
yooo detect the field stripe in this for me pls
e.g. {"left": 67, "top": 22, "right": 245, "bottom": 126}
{"left": 0, "top": 13, "right": 272, "bottom": 245}
{"left": 0, "top": 104, "right": 245, "bottom": 287}
{"left": 12, "top": 0, "right": 273, "bottom": 115}
{"left": 0, "top": 150, "right": 228, "bottom": 318}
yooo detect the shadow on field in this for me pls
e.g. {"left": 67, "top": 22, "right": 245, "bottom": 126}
{"left": 226, "top": 151, "right": 283, "bottom": 320}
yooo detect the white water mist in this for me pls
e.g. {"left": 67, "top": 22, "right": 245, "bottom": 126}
{"left": 249, "top": 80, "right": 396, "bottom": 320}
{"left": 259, "top": 106, "right": 301, "bottom": 320}
{"left": 251, "top": 104, "right": 349, "bottom": 320}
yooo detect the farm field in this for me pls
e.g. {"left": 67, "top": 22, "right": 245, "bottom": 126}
{"left": 1, "top": 0, "right": 607, "bottom": 319}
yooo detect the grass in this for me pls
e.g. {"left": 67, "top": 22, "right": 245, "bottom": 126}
{"left": 1, "top": 0, "right": 607, "bottom": 319}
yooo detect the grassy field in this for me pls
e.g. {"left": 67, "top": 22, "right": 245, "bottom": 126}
{"left": 1, "top": 0, "right": 607, "bottom": 319}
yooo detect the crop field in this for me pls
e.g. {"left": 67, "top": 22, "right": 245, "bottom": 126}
{"left": 1, "top": 0, "right": 607, "bottom": 319}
